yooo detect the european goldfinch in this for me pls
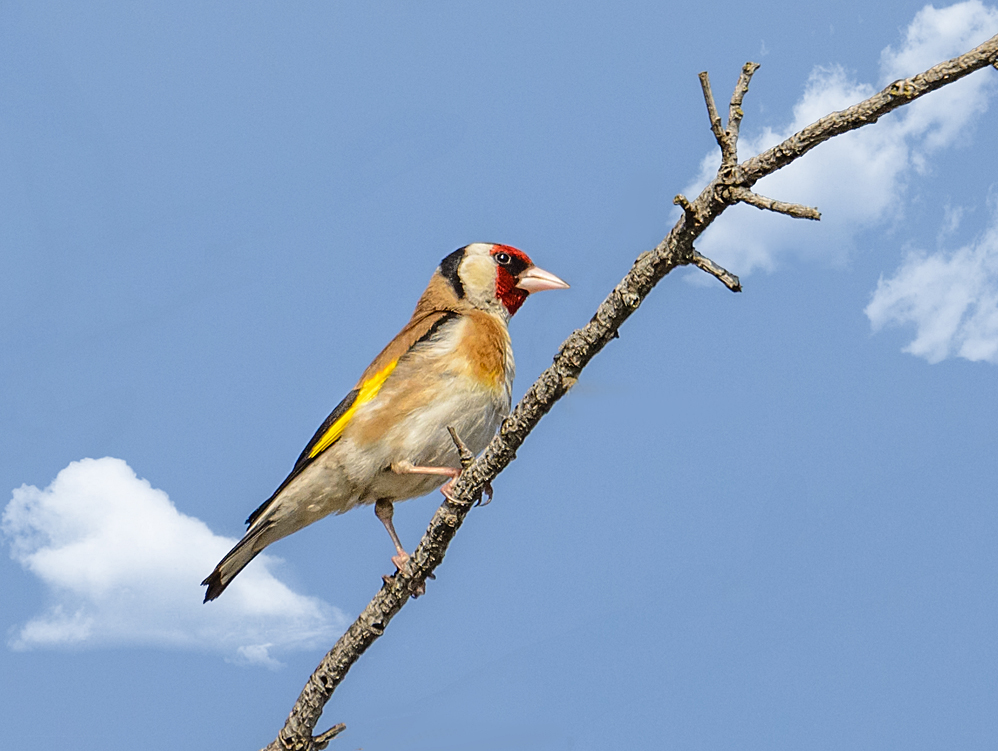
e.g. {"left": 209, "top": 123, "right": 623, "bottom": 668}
{"left": 202, "top": 243, "right": 568, "bottom": 601}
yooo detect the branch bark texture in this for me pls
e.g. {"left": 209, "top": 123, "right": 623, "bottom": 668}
{"left": 264, "top": 32, "right": 998, "bottom": 751}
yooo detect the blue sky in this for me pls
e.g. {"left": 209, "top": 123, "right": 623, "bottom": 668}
{"left": 3, "top": 2, "right": 998, "bottom": 749}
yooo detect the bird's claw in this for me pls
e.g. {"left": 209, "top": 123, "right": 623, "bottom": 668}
{"left": 440, "top": 478, "right": 469, "bottom": 505}
{"left": 475, "top": 481, "right": 495, "bottom": 507}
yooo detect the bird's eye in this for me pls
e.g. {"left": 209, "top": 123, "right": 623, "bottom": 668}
{"left": 495, "top": 252, "right": 511, "bottom": 265}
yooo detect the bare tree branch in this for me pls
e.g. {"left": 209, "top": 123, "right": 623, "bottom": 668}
{"left": 690, "top": 253, "right": 742, "bottom": 292}
{"left": 698, "top": 71, "right": 729, "bottom": 160}
{"left": 725, "top": 187, "right": 821, "bottom": 221}
{"left": 738, "top": 38, "right": 998, "bottom": 185}
{"left": 673, "top": 193, "right": 698, "bottom": 228}
{"left": 446, "top": 426, "right": 475, "bottom": 470}
{"left": 312, "top": 725, "right": 345, "bottom": 751}
{"left": 700, "top": 61, "right": 760, "bottom": 172}
{"left": 262, "top": 32, "right": 998, "bottom": 751}
{"left": 727, "top": 62, "right": 761, "bottom": 147}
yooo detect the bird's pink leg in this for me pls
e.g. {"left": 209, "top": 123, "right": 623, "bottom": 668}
{"left": 392, "top": 460, "right": 497, "bottom": 505}
{"left": 392, "top": 460, "right": 462, "bottom": 500}
{"left": 374, "top": 499, "right": 411, "bottom": 570}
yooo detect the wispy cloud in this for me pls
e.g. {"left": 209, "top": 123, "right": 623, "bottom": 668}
{"left": 2, "top": 457, "right": 347, "bottom": 667}
{"left": 866, "top": 196, "right": 998, "bottom": 363}
{"left": 682, "top": 0, "right": 998, "bottom": 277}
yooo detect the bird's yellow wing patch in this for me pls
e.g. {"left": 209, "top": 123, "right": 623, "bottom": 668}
{"left": 308, "top": 359, "right": 398, "bottom": 458}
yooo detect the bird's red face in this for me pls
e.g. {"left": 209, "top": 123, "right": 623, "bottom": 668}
{"left": 490, "top": 245, "right": 533, "bottom": 316}
{"left": 490, "top": 244, "right": 570, "bottom": 316}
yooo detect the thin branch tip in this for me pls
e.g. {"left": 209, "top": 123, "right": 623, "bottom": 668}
{"left": 727, "top": 62, "right": 761, "bottom": 137}
{"left": 697, "top": 71, "right": 726, "bottom": 148}
{"left": 691, "top": 253, "right": 741, "bottom": 292}
{"left": 314, "top": 724, "right": 347, "bottom": 750}
{"left": 732, "top": 65, "right": 759, "bottom": 100}
{"left": 674, "top": 193, "right": 698, "bottom": 226}
{"left": 726, "top": 187, "right": 820, "bottom": 220}
{"left": 446, "top": 426, "right": 475, "bottom": 469}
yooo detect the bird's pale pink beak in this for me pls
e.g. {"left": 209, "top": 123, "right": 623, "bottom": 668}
{"left": 516, "top": 265, "right": 570, "bottom": 293}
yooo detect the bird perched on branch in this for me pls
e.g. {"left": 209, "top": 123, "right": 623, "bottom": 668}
{"left": 202, "top": 243, "right": 568, "bottom": 601}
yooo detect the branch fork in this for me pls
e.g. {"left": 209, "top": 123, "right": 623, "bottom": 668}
{"left": 698, "top": 64, "right": 821, "bottom": 231}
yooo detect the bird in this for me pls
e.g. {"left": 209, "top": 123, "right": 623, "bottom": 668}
{"left": 202, "top": 243, "right": 568, "bottom": 601}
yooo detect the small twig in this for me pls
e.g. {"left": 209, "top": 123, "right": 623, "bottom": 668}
{"left": 698, "top": 71, "right": 728, "bottom": 155}
{"left": 673, "top": 194, "right": 697, "bottom": 228}
{"left": 726, "top": 187, "right": 821, "bottom": 220}
{"left": 445, "top": 426, "right": 480, "bottom": 507}
{"left": 447, "top": 426, "right": 475, "bottom": 469}
{"left": 690, "top": 253, "right": 742, "bottom": 292}
{"left": 313, "top": 724, "right": 346, "bottom": 750}
{"left": 727, "top": 62, "right": 760, "bottom": 146}
{"left": 448, "top": 426, "right": 492, "bottom": 506}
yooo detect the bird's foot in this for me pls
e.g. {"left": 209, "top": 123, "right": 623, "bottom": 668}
{"left": 383, "top": 565, "right": 427, "bottom": 598}
{"left": 441, "top": 475, "right": 494, "bottom": 507}
{"left": 384, "top": 550, "right": 424, "bottom": 597}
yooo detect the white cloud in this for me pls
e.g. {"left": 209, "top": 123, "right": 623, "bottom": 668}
{"left": 938, "top": 202, "right": 968, "bottom": 241}
{"left": 2, "top": 457, "right": 347, "bottom": 667}
{"left": 866, "top": 198, "right": 998, "bottom": 363}
{"left": 683, "top": 0, "right": 998, "bottom": 276}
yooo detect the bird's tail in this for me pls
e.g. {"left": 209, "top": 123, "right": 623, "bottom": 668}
{"left": 201, "top": 529, "right": 266, "bottom": 602}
